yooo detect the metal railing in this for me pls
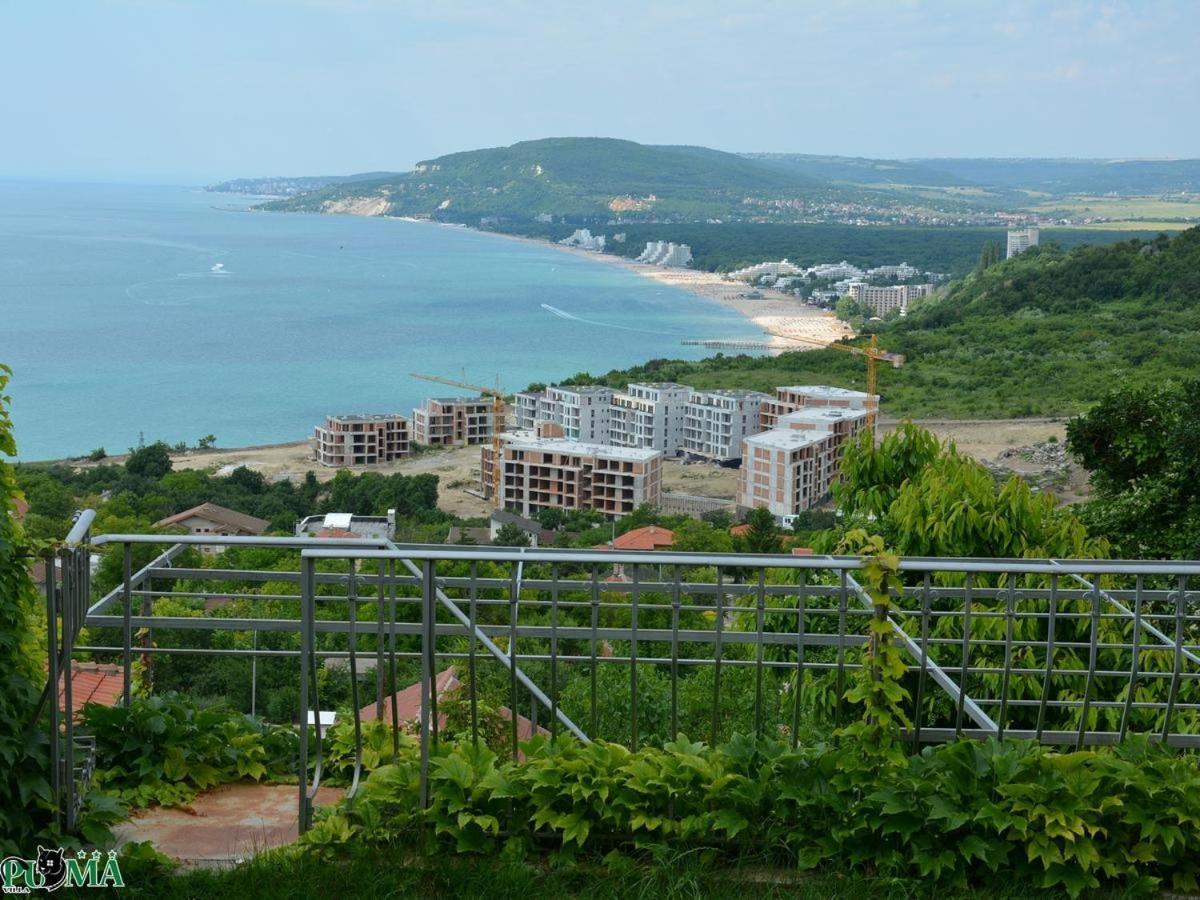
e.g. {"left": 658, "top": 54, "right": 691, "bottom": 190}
{"left": 47, "top": 525, "right": 1200, "bottom": 835}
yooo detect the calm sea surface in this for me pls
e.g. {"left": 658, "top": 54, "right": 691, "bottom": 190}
{"left": 0, "top": 181, "right": 764, "bottom": 460}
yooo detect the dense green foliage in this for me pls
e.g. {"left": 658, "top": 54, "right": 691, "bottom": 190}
{"left": 264, "top": 138, "right": 819, "bottom": 222}
{"left": 574, "top": 228, "right": 1200, "bottom": 418}
{"left": 1067, "top": 380, "right": 1200, "bottom": 559}
{"left": 15, "top": 456, "right": 443, "bottom": 541}
{"left": 298, "top": 734, "right": 1200, "bottom": 896}
{"left": 123, "top": 849, "right": 1076, "bottom": 900}
{"left": 833, "top": 425, "right": 1101, "bottom": 559}
{"left": 0, "top": 365, "right": 53, "bottom": 854}
{"left": 82, "top": 693, "right": 297, "bottom": 809}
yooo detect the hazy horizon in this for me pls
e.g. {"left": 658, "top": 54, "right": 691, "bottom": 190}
{"left": 3, "top": 1, "right": 1198, "bottom": 182}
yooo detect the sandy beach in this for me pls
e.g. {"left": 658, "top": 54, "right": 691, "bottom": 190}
{"left": 485, "top": 230, "right": 853, "bottom": 353}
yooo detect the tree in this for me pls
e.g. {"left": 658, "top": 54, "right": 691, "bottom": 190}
{"left": 88, "top": 447, "right": 107, "bottom": 461}
{"left": 834, "top": 423, "right": 1102, "bottom": 560}
{"left": 0, "top": 364, "right": 53, "bottom": 853}
{"left": 197, "top": 434, "right": 217, "bottom": 449}
{"left": 536, "top": 507, "right": 566, "bottom": 531}
{"left": 492, "top": 523, "right": 531, "bottom": 547}
{"left": 125, "top": 441, "right": 173, "bottom": 479}
{"left": 1066, "top": 380, "right": 1200, "bottom": 558}
{"left": 976, "top": 239, "right": 1003, "bottom": 273}
{"left": 740, "top": 507, "right": 782, "bottom": 554}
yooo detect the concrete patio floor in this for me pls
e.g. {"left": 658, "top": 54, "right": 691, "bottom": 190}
{"left": 114, "top": 783, "right": 344, "bottom": 866}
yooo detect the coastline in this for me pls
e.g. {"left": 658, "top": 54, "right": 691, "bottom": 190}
{"left": 475, "top": 228, "right": 852, "bottom": 353}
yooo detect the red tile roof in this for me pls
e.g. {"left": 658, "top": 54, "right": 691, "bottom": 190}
{"left": 154, "top": 502, "right": 269, "bottom": 535}
{"left": 730, "top": 523, "right": 751, "bottom": 537}
{"left": 54, "top": 662, "right": 125, "bottom": 720}
{"left": 605, "top": 525, "right": 675, "bottom": 552}
{"left": 360, "top": 666, "right": 549, "bottom": 750}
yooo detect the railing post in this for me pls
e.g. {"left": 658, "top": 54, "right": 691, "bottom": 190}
{"left": 45, "top": 550, "right": 61, "bottom": 831}
{"left": 62, "top": 548, "right": 76, "bottom": 831}
{"left": 419, "top": 559, "right": 435, "bottom": 808}
{"left": 122, "top": 542, "right": 133, "bottom": 706}
{"left": 297, "top": 556, "right": 312, "bottom": 833}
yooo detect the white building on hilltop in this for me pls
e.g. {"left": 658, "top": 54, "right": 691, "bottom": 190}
{"left": 1006, "top": 227, "right": 1039, "bottom": 259}
{"left": 636, "top": 241, "right": 693, "bottom": 267}
{"left": 559, "top": 229, "right": 606, "bottom": 251}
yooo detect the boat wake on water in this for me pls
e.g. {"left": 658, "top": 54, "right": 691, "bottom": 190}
{"left": 540, "top": 303, "right": 680, "bottom": 337}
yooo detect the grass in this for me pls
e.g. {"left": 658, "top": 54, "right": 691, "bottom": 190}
{"left": 122, "top": 849, "right": 1147, "bottom": 899}
{"left": 1046, "top": 220, "right": 1194, "bottom": 231}
{"left": 1033, "top": 195, "right": 1200, "bottom": 221}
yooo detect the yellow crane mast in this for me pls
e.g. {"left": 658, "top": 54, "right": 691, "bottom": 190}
{"left": 770, "top": 333, "right": 904, "bottom": 437}
{"left": 410, "top": 372, "right": 506, "bottom": 508}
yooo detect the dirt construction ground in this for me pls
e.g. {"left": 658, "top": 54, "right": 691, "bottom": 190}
{"left": 128, "top": 415, "right": 1089, "bottom": 518}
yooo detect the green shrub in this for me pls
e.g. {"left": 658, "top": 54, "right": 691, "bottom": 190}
{"left": 82, "top": 693, "right": 297, "bottom": 809}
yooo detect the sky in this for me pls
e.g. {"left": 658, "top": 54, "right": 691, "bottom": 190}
{"left": 2, "top": 0, "right": 1197, "bottom": 182}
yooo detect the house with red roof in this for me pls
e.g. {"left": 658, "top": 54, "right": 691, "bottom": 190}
{"left": 360, "top": 666, "right": 549, "bottom": 753}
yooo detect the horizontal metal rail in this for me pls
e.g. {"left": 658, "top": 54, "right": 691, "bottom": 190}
{"left": 64, "top": 528, "right": 1198, "bottom": 842}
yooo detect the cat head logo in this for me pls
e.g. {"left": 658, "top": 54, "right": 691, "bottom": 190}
{"left": 0, "top": 846, "right": 124, "bottom": 892}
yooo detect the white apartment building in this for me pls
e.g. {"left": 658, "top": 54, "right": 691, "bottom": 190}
{"left": 412, "top": 397, "right": 495, "bottom": 447}
{"left": 514, "top": 385, "right": 614, "bottom": 442}
{"left": 314, "top": 413, "right": 410, "bottom": 466}
{"left": 737, "top": 403, "right": 869, "bottom": 519}
{"left": 847, "top": 282, "right": 935, "bottom": 317}
{"left": 760, "top": 385, "right": 875, "bottom": 431}
{"left": 559, "top": 229, "right": 606, "bottom": 251}
{"left": 635, "top": 241, "right": 693, "bottom": 268}
{"left": 865, "top": 262, "right": 919, "bottom": 280}
{"left": 727, "top": 259, "right": 803, "bottom": 282}
{"left": 1006, "top": 227, "right": 1040, "bottom": 259}
{"left": 608, "top": 383, "right": 691, "bottom": 454}
{"left": 481, "top": 432, "right": 662, "bottom": 519}
{"left": 806, "top": 261, "right": 865, "bottom": 281}
{"left": 681, "top": 389, "right": 770, "bottom": 463}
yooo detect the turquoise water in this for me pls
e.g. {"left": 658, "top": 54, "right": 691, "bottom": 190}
{"left": 0, "top": 181, "right": 764, "bottom": 461}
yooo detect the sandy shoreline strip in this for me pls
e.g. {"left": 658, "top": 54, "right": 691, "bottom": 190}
{"left": 476, "top": 229, "right": 853, "bottom": 354}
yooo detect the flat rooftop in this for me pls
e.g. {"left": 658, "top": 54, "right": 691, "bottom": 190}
{"left": 690, "top": 388, "right": 771, "bottom": 401}
{"left": 326, "top": 413, "right": 409, "bottom": 423}
{"left": 502, "top": 431, "right": 661, "bottom": 461}
{"left": 628, "top": 382, "right": 691, "bottom": 391}
{"left": 778, "top": 385, "right": 873, "bottom": 400}
{"left": 745, "top": 428, "right": 833, "bottom": 450}
{"left": 781, "top": 406, "right": 868, "bottom": 424}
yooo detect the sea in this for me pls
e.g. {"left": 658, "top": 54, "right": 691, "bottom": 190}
{"left": 0, "top": 181, "right": 765, "bottom": 461}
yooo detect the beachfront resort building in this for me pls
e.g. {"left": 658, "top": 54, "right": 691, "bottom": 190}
{"left": 865, "top": 262, "right": 919, "bottom": 280}
{"left": 681, "top": 389, "right": 771, "bottom": 463}
{"left": 514, "top": 385, "right": 615, "bottom": 442}
{"left": 481, "top": 431, "right": 663, "bottom": 519}
{"left": 412, "top": 397, "right": 496, "bottom": 447}
{"left": 1006, "top": 227, "right": 1040, "bottom": 259}
{"left": 558, "top": 229, "right": 606, "bottom": 251}
{"left": 846, "top": 282, "right": 935, "bottom": 317}
{"left": 727, "top": 259, "right": 804, "bottom": 282}
{"left": 608, "top": 383, "right": 692, "bottom": 454}
{"left": 737, "top": 402, "right": 870, "bottom": 520}
{"left": 313, "top": 413, "right": 411, "bottom": 467}
{"left": 636, "top": 241, "right": 693, "bottom": 268}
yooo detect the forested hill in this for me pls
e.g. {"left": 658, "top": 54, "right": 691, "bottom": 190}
{"left": 260, "top": 138, "right": 823, "bottom": 221}
{"left": 574, "top": 228, "right": 1200, "bottom": 419}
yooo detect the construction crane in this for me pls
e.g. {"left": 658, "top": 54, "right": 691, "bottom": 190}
{"left": 769, "top": 332, "right": 904, "bottom": 436}
{"left": 410, "top": 372, "right": 506, "bottom": 508}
